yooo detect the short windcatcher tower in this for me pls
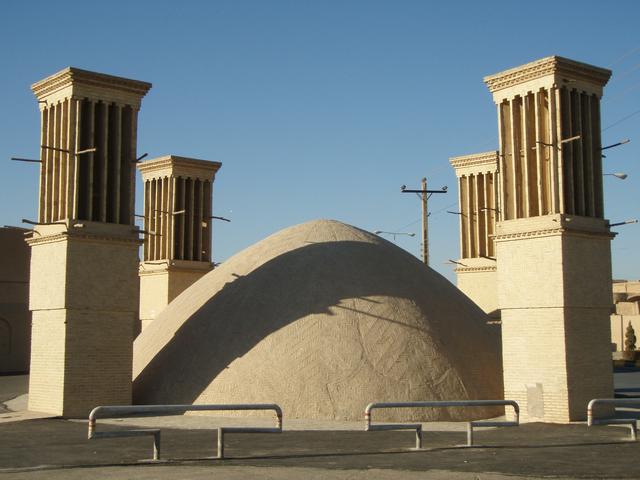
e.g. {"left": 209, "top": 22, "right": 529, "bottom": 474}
{"left": 449, "top": 151, "right": 499, "bottom": 314}
{"left": 137, "top": 155, "right": 221, "bottom": 331}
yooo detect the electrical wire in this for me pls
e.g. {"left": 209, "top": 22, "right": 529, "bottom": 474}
{"left": 607, "top": 46, "right": 640, "bottom": 68}
{"left": 393, "top": 202, "right": 458, "bottom": 232}
{"left": 602, "top": 108, "right": 640, "bottom": 132}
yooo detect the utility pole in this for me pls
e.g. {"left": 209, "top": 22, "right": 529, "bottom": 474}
{"left": 401, "top": 178, "right": 447, "bottom": 266}
{"left": 421, "top": 177, "right": 428, "bottom": 264}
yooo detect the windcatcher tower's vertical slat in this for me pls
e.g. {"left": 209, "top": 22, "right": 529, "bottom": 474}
{"left": 137, "top": 155, "right": 221, "bottom": 333}
{"left": 449, "top": 151, "right": 499, "bottom": 315}
{"left": 484, "top": 56, "right": 614, "bottom": 422}
{"left": 27, "top": 67, "right": 151, "bottom": 417}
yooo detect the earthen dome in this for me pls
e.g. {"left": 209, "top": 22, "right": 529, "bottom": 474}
{"left": 133, "top": 219, "right": 503, "bottom": 421}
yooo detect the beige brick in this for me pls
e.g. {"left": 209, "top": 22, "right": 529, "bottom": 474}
{"left": 28, "top": 229, "right": 139, "bottom": 417}
{"left": 496, "top": 216, "right": 614, "bottom": 422}
{"left": 139, "top": 261, "right": 211, "bottom": 330}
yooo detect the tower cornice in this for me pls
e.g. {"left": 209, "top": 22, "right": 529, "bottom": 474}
{"left": 31, "top": 67, "right": 152, "bottom": 107}
{"left": 449, "top": 150, "right": 498, "bottom": 176}
{"left": 484, "top": 56, "right": 611, "bottom": 94}
{"left": 484, "top": 56, "right": 611, "bottom": 102}
{"left": 137, "top": 155, "right": 222, "bottom": 181}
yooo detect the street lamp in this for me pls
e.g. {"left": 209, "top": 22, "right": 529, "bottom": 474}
{"left": 374, "top": 231, "right": 416, "bottom": 242}
{"left": 444, "top": 259, "right": 467, "bottom": 267}
{"left": 604, "top": 173, "right": 628, "bottom": 180}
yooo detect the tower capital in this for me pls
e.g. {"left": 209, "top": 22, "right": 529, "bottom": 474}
{"left": 484, "top": 56, "right": 612, "bottom": 102}
{"left": 137, "top": 155, "right": 221, "bottom": 182}
{"left": 32, "top": 67, "right": 152, "bottom": 109}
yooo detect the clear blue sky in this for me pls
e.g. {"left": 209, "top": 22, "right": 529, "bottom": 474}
{"left": 1, "top": 0, "right": 639, "bottom": 282}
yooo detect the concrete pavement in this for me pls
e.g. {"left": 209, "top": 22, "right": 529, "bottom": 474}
{"left": 1, "top": 372, "right": 639, "bottom": 479}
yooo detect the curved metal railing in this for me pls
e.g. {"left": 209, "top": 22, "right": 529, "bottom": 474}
{"left": 587, "top": 398, "right": 639, "bottom": 441}
{"left": 364, "top": 400, "right": 519, "bottom": 448}
{"left": 88, "top": 403, "right": 283, "bottom": 460}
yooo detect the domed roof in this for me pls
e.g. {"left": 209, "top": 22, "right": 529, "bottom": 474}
{"left": 133, "top": 219, "right": 503, "bottom": 421}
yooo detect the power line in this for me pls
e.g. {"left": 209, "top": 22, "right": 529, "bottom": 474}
{"left": 602, "top": 108, "right": 640, "bottom": 132}
{"left": 432, "top": 202, "right": 459, "bottom": 216}
{"left": 393, "top": 202, "right": 458, "bottom": 232}
{"left": 604, "top": 79, "right": 640, "bottom": 104}
{"left": 607, "top": 46, "right": 640, "bottom": 68}
{"left": 395, "top": 217, "right": 420, "bottom": 231}
{"left": 612, "top": 61, "right": 640, "bottom": 81}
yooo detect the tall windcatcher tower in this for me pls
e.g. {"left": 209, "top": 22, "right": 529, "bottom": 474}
{"left": 137, "top": 155, "right": 221, "bottom": 331}
{"left": 485, "top": 56, "right": 614, "bottom": 422}
{"left": 27, "top": 68, "right": 151, "bottom": 417}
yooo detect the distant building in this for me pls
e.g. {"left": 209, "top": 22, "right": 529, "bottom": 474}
{"left": 611, "top": 280, "right": 640, "bottom": 351}
{"left": 0, "top": 227, "right": 31, "bottom": 373}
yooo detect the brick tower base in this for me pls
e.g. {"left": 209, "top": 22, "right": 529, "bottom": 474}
{"left": 496, "top": 214, "right": 614, "bottom": 422}
{"left": 27, "top": 222, "right": 139, "bottom": 417}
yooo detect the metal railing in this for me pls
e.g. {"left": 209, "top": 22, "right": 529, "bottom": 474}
{"left": 88, "top": 403, "right": 283, "bottom": 460}
{"left": 365, "top": 400, "right": 519, "bottom": 448}
{"left": 587, "top": 398, "right": 639, "bottom": 441}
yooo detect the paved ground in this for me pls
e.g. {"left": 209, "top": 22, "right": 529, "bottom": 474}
{"left": 0, "top": 375, "right": 28, "bottom": 414}
{"left": 0, "top": 372, "right": 639, "bottom": 479}
{"left": 1, "top": 419, "right": 639, "bottom": 479}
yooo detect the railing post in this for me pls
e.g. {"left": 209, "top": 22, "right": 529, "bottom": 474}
{"left": 467, "top": 422, "right": 473, "bottom": 446}
{"left": 153, "top": 431, "right": 161, "bottom": 460}
{"left": 217, "top": 427, "right": 224, "bottom": 459}
{"left": 415, "top": 425, "right": 423, "bottom": 449}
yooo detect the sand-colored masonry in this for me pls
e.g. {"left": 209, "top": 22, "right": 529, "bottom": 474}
{"left": 483, "top": 56, "right": 614, "bottom": 422}
{"left": 137, "top": 156, "right": 221, "bottom": 330}
{"left": 27, "top": 68, "right": 150, "bottom": 417}
{"left": 449, "top": 151, "right": 499, "bottom": 313}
